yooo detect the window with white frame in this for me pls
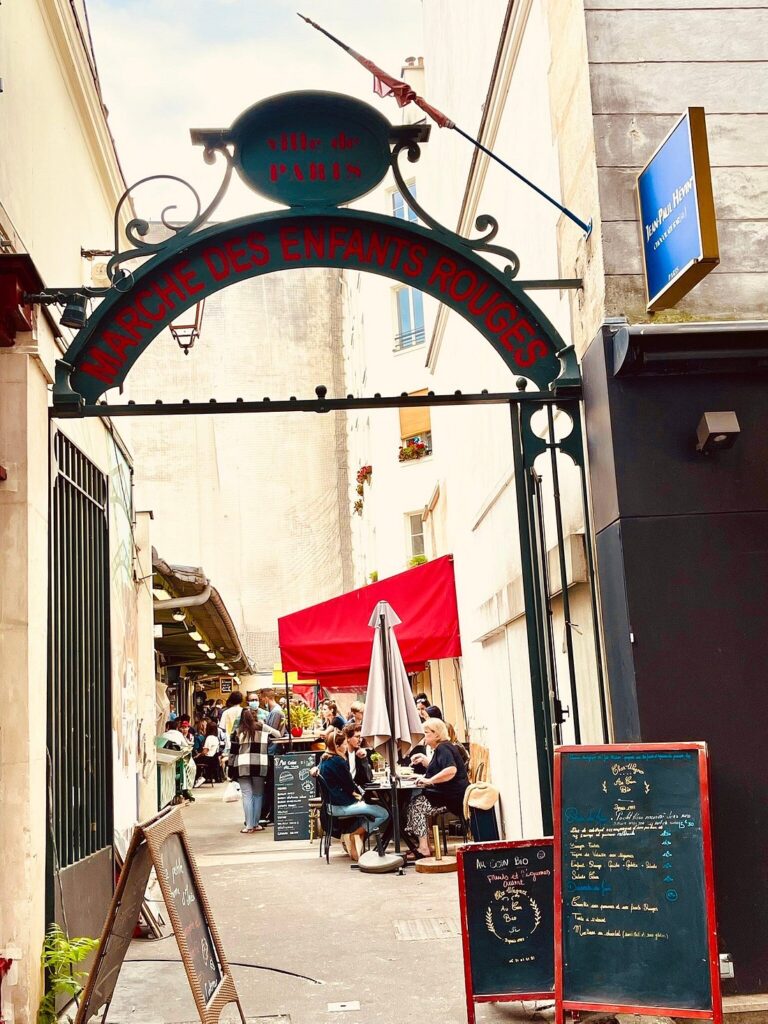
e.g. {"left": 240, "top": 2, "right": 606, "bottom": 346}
{"left": 407, "top": 512, "right": 425, "bottom": 558}
{"left": 392, "top": 182, "right": 418, "bottom": 222}
{"left": 394, "top": 286, "right": 425, "bottom": 349}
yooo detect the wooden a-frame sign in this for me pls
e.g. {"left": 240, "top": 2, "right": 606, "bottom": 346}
{"left": 75, "top": 806, "right": 245, "bottom": 1024}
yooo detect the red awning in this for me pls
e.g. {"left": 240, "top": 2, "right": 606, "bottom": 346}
{"left": 277, "top": 555, "right": 462, "bottom": 689}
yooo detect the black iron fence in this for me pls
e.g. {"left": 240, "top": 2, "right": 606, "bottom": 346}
{"left": 48, "top": 432, "right": 112, "bottom": 869}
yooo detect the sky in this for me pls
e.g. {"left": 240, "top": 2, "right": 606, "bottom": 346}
{"left": 87, "top": 0, "right": 424, "bottom": 218}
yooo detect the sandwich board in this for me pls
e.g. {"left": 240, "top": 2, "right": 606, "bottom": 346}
{"left": 75, "top": 806, "right": 244, "bottom": 1024}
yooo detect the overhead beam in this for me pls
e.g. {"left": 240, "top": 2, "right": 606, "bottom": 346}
{"left": 49, "top": 388, "right": 577, "bottom": 419}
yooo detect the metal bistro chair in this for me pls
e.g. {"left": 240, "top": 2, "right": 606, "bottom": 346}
{"left": 429, "top": 805, "right": 470, "bottom": 856}
{"left": 316, "top": 774, "right": 368, "bottom": 865}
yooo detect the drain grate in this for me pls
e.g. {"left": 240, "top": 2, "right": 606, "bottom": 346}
{"left": 393, "top": 917, "right": 461, "bottom": 940}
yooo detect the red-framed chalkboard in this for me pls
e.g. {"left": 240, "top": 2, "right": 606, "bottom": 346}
{"left": 457, "top": 839, "right": 555, "bottom": 1024}
{"left": 554, "top": 742, "right": 722, "bottom": 1024}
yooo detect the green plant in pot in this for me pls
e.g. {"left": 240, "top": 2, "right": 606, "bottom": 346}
{"left": 38, "top": 925, "right": 99, "bottom": 1024}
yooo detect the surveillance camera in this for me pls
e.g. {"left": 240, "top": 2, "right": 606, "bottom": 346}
{"left": 696, "top": 411, "right": 740, "bottom": 454}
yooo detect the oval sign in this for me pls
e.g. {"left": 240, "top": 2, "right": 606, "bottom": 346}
{"left": 230, "top": 91, "right": 392, "bottom": 207}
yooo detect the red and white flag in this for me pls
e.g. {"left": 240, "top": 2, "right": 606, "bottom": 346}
{"left": 298, "top": 14, "right": 454, "bottom": 128}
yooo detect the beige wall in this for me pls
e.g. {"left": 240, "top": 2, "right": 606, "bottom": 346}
{"left": 583, "top": 0, "right": 768, "bottom": 324}
{"left": 0, "top": 2, "right": 137, "bottom": 1021}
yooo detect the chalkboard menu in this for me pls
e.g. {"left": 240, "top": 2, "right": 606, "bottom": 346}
{"left": 274, "top": 751, "right": 316, "bottom": 842}
{"left": 76, "top": 807, "right": 243, "bottom": 1024}
{"left": 158, "top": 833, "right": 222, "bottom": 1003}
{"left": 457, "top": 840, "right": 554, "bottom": 1024}
{"left": 555, "top": 743, "right": 721, "bottom": 1021}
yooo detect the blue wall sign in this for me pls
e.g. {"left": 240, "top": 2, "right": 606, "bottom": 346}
{"left": 636, "top": 107, "right": 719, "bottom": 311}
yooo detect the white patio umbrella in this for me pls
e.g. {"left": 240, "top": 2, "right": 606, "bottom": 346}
{"left": 361, "top": 600, "right": 424, "bottom": 861}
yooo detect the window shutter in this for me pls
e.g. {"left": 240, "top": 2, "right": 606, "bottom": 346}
{"left": 399, "top": 390, "right": 431, "bottom": 440}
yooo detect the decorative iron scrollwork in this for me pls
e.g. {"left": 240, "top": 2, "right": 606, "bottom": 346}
{"left": 106, "top": 144, "right": 235, "bottom": 283}
{"left": 389, "top": 139, "right": 521, "bottom": 279}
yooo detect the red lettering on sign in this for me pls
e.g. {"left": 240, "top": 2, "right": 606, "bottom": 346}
{"left": 516, "top": 340, "right": 549, "bottom": 366}
{"left": 466, "top": 283, "right": 500, "bottom": 317}
{"left": 428, "top": 257, "right": 457, "bottom": 292}
{"left": 304, "top": 227, "right": 325, "bottom": 259}
{"left": 175, "top": 259, "right": 204, "bottom": 296}
{"left": 344, "top": 229, "right": 365, "bottom": 263}
{"left": 388, "top": 237, "right": 408, "bottom": 271}
{"left": 154, "top": 273, "right": 186, "bottom": 308}
{"left": 202, "top": 247, "right": 231, "bottom": 282}
{"left": 500, "top": 317, "right": 536, "bottom": 351}
{"left": 102, "top": 329, "right": 137, "bottom": 360}
{"left": 309, "top": 163, "right": 326, "bottom": 181}
{"left": 270, "top": 163, "right": 288, "bottom": 183}
{"left": 279, "top": 227, "right": 301, "bottom": 262}
{"left": 79, "top": 346, "right": 121, "bottom": 384}
{"left": 246, "top": 231, "right": 270, "bottom": 266}
{"left": 365, "top": 232, "right": 391, "bottom": 267}
{"left": 402, "top": 244, "right": 426, "bottom": 279}
{"left": 449, "top": 270, "right": 478, "bottom": 302}
{"left": 346, "top": 163, "right": 362, "bottom": 179}
{"left": 225, "top": 239, "right": 251, "bottom": 275}
{"left": 487, "top": 302, "right": 517, "bottom": 334}
{"left": 331, "top": 132, "right": 360, "bottom": 150}
{"left": 329, "top": 226, "right": 348, "bottom": 259}
{"left": 136, "top": 289, "right": 166, "bottom": 322}
{"left": 114, "top": 306, "right": 151, "bottom": 341}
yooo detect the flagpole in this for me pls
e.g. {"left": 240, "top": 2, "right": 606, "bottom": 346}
{"left": 452, "top": 126, "right": 592, "bottom": 237}
{"left": 297, "top": 13, "right": 592, "bottom": 237}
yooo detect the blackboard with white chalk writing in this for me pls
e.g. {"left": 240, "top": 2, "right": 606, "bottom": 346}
{"left": 274, "top": 751, "right": 316, "bottom": 841}
{"left": 158, "top": 832, "right": 222, "bottom": 1004}
{"left": 76, "top": 807, "right": 243, "bottom": 1024}
{"left": 555, "top": 743, "right": 721, "bottom": 1019}
{"left": 457, "top": 839, "right": 554, "bottom": 1010}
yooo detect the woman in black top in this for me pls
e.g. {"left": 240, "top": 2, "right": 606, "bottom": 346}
{"left": 405, "top": 717, "right": 469, "bottom": 859}
{"left": 321, "top": 700, "right": 346, "bottom": 731}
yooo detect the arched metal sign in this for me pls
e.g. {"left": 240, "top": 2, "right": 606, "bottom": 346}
{"left": 52, "top": 90, "right": 578, "bottom": 406}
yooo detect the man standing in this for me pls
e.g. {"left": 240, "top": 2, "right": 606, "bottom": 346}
{"left": 260, "top": 689, "right": 285, "bottom": 825}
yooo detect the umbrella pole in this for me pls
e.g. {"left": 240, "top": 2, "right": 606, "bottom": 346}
{"left": 379, "top": 613, "right": 402, "bottom": 856}
{"left": 284, "top": 671, "right": 293, "bottom": 750}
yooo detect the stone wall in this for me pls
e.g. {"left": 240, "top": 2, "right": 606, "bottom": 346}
{"left": 584, "top": 0, "right": 768, "bottom": 323}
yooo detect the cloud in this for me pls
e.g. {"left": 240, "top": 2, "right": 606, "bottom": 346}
{"left": 88, "top": 0, "right": 424, "bottom": 218}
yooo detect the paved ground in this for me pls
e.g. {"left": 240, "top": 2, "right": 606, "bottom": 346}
{"left": 105, "top": 787, "right": 555, "bottom": 1024}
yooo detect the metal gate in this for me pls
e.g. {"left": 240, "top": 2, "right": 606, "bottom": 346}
{"left": 47, "top": 431, "right": 113, "bottom": 923}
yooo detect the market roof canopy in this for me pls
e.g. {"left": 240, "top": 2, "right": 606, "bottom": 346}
{"left": 277, "top": 555, "right": 462, "bottom": 689}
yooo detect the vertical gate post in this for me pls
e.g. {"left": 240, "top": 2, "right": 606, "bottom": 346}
{"left": 510, "top": 402, "right": 554, "bottom": 833}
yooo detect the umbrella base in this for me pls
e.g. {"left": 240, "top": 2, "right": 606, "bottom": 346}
{"left": 357, "top": 850, "right": 405, "bottom": 874}
{"left": 414, "top": 855, "right": 457, "bottom": 874}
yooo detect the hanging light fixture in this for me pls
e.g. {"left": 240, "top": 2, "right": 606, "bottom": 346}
{"left": 206, "top": 651, "right": 216, "bottom": 660}
{"left": 197, "top": 642, "right": 210, "bottom": 652}
{"left": 60, "top": 294, "right": 88, "bottom": 329}
{"left": 172, "top": 609, "right": 186, "bottom": 622}
{"left": 169, "top": 298, "right": 206, "bottom": 356}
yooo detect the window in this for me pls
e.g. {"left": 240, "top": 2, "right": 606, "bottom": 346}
{"left": 408, "top": 512, "right": 425, "bottom": 558}
{"left": 399, "top": 395, "right": 432, "bottom": 459}
{"left": 402, "top": 431, "right": 432, "bottom": 455}
{"left": 394, "top": 286, "right": 425, "bottom": 349}
{"left": 392, "top": 182, "right": 418, "bottom": 222}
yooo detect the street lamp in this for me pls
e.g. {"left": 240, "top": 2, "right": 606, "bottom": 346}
{"left": 169, "top": 299, "right": 206, "bottom": 356}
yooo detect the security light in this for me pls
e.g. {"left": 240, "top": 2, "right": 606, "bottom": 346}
{"left": 696, "top": 411, "right": 740, "bottom": 454}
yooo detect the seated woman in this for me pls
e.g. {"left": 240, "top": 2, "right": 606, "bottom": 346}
{"left": 318, "top": 729, "right": 389, "bottom": 861}
{"left": 405, "top": 717, "right": 469, "bottom": 860}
